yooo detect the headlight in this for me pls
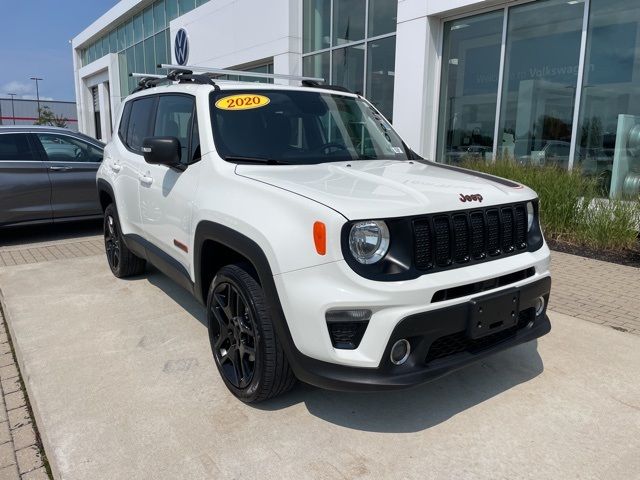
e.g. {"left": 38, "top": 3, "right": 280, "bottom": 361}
{"left": 526, "top": 201, "right": 535, "bottom": 231}
{"left": 348, "top": 220, "right": 390, "bottom": 264}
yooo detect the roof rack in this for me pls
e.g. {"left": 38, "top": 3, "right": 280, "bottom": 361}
{"left": 129, "top": 65, "right": 354, "bottom": 94}
{"left": 160, "top": 64, "right": 324, "bottom": 83}
{"left": 130, "top": 69, "right": 219, "bottom": 92}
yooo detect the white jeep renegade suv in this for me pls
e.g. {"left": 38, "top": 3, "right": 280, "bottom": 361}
{"left": 97, "top": 71, "right": 551, "bottom": 403}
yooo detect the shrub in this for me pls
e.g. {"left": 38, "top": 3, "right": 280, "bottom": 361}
{"left": 460, "top": 159, "right": 640, "bottom": 252}
{"left": 575, "top": 198, "right": 640, "bottom": 251}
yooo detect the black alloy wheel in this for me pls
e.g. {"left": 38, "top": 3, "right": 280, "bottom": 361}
{"left": 104, "top": 213, "right": 120, "bottom": 271}
{"left": 209, "top": 281, "right": 257, "bottom": 388}
{"left": 103, "top": 203, "right": 146, "bottom": 278}
{"left": 206, "top": 264, "right": 296, "bottom": 402}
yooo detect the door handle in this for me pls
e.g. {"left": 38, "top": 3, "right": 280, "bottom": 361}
{"left": 110, "top": 163, "right": 122, "bottom": 173}
{"left": 139, "top": 175, "right": 153, "bottom": 186}
{"left": 49, "top": 165, "right": 72, "bottom": 172}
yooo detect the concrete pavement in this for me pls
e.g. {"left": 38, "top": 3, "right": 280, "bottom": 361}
{"left": 0, "top": 255, "right": 638, "bottom": 480}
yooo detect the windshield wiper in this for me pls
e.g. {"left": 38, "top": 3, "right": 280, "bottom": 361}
{"left": 224, "top": 155, "right": 290, "bottom": 165}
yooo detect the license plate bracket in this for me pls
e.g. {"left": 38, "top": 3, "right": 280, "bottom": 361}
{"left": 467, "top": 288, "right": 520, "bottom": 339}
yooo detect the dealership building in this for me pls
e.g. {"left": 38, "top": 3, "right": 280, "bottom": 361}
{"left": 72, "top": 0, "right": 640, "bottom": 197}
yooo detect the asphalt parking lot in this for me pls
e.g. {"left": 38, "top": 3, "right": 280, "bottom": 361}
{"left": 0, "top": 252, "right": 638, "bottom": 480}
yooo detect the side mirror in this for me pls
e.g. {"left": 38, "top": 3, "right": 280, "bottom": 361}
{"left": 142, "top": 137, "right": 181, "bottom": 167}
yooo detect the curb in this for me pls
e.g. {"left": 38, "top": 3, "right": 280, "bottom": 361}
{"left": 0, "top": 289, "right": 56, "bottom": 479}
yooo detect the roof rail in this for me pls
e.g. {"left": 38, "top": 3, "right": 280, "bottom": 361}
{"left": 129, "top": 66, "right": 355, "bottom": 94}
{"left": 159, "top": 64, "right": 324, "bottom": 83}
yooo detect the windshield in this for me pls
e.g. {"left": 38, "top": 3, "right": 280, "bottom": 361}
{"left": 210, "top": 89, "right": 410, "bottom": 164}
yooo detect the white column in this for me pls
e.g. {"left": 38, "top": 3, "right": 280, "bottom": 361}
{"left": 97, "top": 82, "right": 112, "bottom": 142}
{"left": 392, "top": 14, "right": 441, "bottom": 158}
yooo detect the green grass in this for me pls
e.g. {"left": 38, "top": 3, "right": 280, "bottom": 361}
{"left": 461, "top": 159, "right": 640, "bottom": 252}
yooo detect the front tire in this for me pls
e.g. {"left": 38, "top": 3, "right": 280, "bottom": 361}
{"left": 207, "top": 264, "right": 296, "bottom": 403}
{"left": 103, "top": 203, "right": 146, "bottom": 278}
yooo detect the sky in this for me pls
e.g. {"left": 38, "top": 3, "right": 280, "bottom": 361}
{"left": 0, "top": 0, "right": 118, "bottom": 102}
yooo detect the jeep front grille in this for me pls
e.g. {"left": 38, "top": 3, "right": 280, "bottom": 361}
{"left": 413, "top": 203, "right": 529, "bottom": 272}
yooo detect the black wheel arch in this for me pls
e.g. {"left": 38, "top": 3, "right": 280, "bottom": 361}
{"left": 194, "top": 221, "right": 276, "bottom": 306}
{"left": 97, "top": 179, "right": 115, "bottom": 213}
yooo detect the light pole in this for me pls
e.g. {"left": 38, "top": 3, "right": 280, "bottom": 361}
{"left": 8, "top": 93, "right": 17, "bottom": 125}
{"left": 30, "top": 77, "right": 43, "bottom": 120}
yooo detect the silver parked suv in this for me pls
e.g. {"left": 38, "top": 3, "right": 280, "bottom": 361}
{"left": 0, "top": 126, "right": 104, "bottom": 227}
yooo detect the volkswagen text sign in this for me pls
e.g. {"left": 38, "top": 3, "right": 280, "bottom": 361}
{"left": 174, "top": 28, "right": 189, "bottom": 66}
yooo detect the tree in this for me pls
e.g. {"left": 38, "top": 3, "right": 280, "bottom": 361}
{"left": 34, "top": 105, "right": 68, "bottom": 128}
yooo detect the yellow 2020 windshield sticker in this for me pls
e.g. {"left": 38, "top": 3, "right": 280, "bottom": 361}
{"left": 215, "top": 94, "right": 270, "bottom": 111}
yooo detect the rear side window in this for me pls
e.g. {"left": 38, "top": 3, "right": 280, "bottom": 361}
{"left": 153, "top": 95, "right": 198, "bottom": 164}
{"left": 125, "top": 96, "right": 156, "bottom": 152}
{"left": 0, "top": 134, "right": 36, "bottom": 161}
{"left": 118, "top": 101, "right": 132, "bottom": 142}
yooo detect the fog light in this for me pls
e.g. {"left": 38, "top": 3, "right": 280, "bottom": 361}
{"left": 390, "top": 339, "right": 411, "bottom": 365}
{"left": 534, "top": 296, "right": 545, "bottom": 317}
{"left": 326, "top": 309, "right": 372, "bottom": 350}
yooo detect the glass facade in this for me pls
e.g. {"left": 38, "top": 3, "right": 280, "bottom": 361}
{"left": 437, "top": 0, "right": 640, "bottom": 198}
{"left": 302, "top": 0, "right": 398, "bottom": 121}
{"left": 437, "top": 11, "right": 504, "bottom": 165}
{"left": 498, "top": 0, "right": 584, "bottom": 168}
{"left": 576, "top": 0, "right": 640, "bottom": 196}
{"left": 80, "top": 0, "right": 210, "bottom": 98}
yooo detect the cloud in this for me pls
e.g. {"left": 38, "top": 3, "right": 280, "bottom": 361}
{"left": 1, "top": 81, "right": 53, "bottom": 100}
{"left": 0, "top": 80, "right": 34, "bottom": 96}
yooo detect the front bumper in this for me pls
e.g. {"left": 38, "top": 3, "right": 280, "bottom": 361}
{"left": 269, "top": 244, "right": 552, "bottom": 391}
{"left": 274, "top": 246, "right": 551, "bottom": 367}
{"left": 285, "top": 276, "right": 551, "bottom": 391}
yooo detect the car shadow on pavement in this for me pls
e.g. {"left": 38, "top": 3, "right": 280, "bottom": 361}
{"left": 264, "top": 341, "right": 543, "bottom": 433}
{"left": 0, "top": 219, "right": 102, "bottom": 248}
{"left": 145, "top": 266, "right": 544, "bottom": 434}
{"left": 145, "top": 266, "right": 209, "bottom": 324}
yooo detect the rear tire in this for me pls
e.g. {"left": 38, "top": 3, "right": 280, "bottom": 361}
{"left": 103, "top": 203, "right": 146, "bottom": 278}
{"left": 207, "top": 264, "right": 296, "bottom": 403}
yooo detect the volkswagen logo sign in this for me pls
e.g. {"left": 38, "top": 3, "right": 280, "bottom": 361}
{"left": 174, "top": 28, "right": 189, "bottom": 66}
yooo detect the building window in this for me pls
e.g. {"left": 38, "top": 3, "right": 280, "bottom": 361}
{"left": 302, "top": 0, "right": 330, "bottom": 53}
{"left": 497, "top": 0, "right": 584, "bottom": 168}
{"left": 436, "top": 0, "right": 640, "bottom": 198}
{"left": 333, "top": 0, "right": 366, "bottom": 45}
{"left": 366, "top": 36, "right": 396, "bottom": 120}
{"left": 302, "top": 52, "right": 330, "bottom": 84}
{"left": 368, "top": 0, "right": 397, "bottom": 37}
{"left": 332, "top": 45, "right": 365, "bottom": 94}
{"left": 437, "top": 11, "right": 504, "bottom": 165}
{"left": 576, "top": 0, "right": 640, "bottom": 197}
{"left": 302, "top": 0, "right": 398, "bottom": 121}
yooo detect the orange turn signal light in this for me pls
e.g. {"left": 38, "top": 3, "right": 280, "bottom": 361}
{"left": 313, "top": 221, "right": 327, "bottom": 255}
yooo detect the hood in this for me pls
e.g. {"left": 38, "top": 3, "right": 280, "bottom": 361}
{"left": 235, "top": 160, "right": 536, "bottom": 220}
